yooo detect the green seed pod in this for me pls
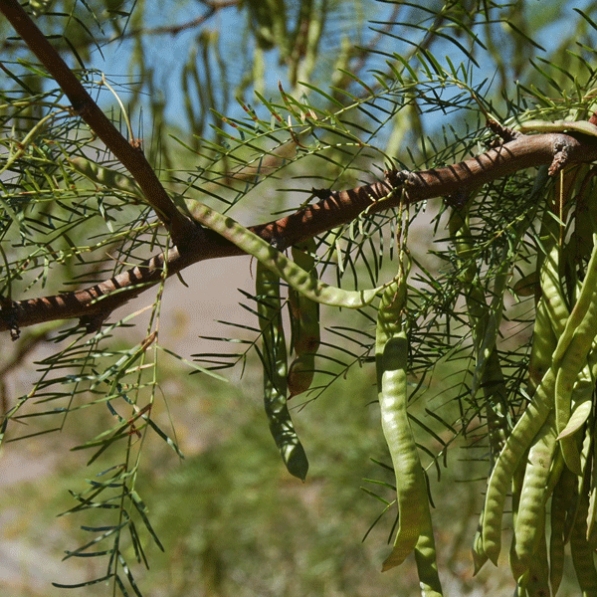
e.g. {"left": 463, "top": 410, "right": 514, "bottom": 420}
{"left": 257, "top": 260, "right": 308, "bottom": 480}
{"left": 549, "top": 471, "right": 567, "bottom": 595}
{"left": 287, "top": 239, "right": 320, "bottom": 398}
{"left": 189, "top": 202, "right": 393, "bottom": 308}
{"left": 570, "top": 482, "right": 597, "bottom": 595}
{"left": 69, "top": 157, "right": 143, "bottom": 198}
{"left": 513, "top": 411, "right": 557, "bottom": 569}
{"left": 482, "top": 367, "right": 555, "bottom": 564}
{"left": 375, "top": 279, "right": 407, "bottom": 393}
{"left": 379, "top": 332, "right": 427, "bottom": 571}
{"left": 414, "top": 502, "right": 444, "bottom": 597}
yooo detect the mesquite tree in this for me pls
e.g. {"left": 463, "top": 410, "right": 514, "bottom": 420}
{"left": 2, "top": 1, "right": 597, "bottom": 595}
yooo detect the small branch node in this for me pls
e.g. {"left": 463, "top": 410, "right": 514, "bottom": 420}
{"left": 312, "top": 187, "right": 333, "bottom": 200}
{"left": 1, "top": 299, "right": 20, "bottom": 341}
{"left": 486, "top": 118, "right": 520, "bottom": 143}
{"left": 384, "top": 169, "right": 411, "bottom": 187}
{"left": 79, "top": 314, "right": 106, "bottom": 334}
{"left": 548, "top": 139, "right": 572, "bottom": 176}
{"left": 445, "top": 189, "right": 471, "bottom": 210}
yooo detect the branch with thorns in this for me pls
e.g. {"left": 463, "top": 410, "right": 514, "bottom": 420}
{"left": 2, "top": 0, "right": 597, "bottom": 337}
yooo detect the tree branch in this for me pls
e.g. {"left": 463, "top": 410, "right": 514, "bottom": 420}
{"left": 0, "top": 0, "right": 199, "bottom": 249}
{"left": 115, "top": 1, "right": 238, "bottom": 39}
{"left": 2, "top": 128, "right": 597, "bottom": 336}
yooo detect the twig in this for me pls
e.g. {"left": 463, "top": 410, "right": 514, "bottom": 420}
{"left": 116, "top": 1, "right": 238, "bottom": 40}
{"left": 1, "top": 1, "right": 238, "bottom": 52}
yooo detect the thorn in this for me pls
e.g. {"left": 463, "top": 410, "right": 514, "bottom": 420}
{"left": 79, "top": 314, "right": 106, "bottom": 334}
{"left": 486, "top": 118, "right": 519, "bottom": 142}
{"left": 311, "top": 187, "right": 333, "bottom": 200}
{"left": 384, "top": 169, "right": 409, "bottom": 187}
{"left": 445, "top": 189, "right": 470, "bottom": 210}
{"left": 0, "top": 297, "right": 20, "bottom": 340}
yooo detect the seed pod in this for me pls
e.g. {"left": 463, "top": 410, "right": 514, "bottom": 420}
{"left": 482, "top": 367, "right": 555, "bottom": 564}
{"left": 513, "top": 411, "right": 557, "bottom": 569}
{"left": 287, "top": 239, "right": 320, "bottom": 398}
{"left": 192, "top": 202, "right": 393, "bottom": 308}
{"left": 257, "top": 260, "right": 308, "bottom": 480}
{"left": 379, "top": 332, "right": 427, "bottom": 571}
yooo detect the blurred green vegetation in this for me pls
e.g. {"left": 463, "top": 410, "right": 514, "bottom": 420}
{"left": 0, "top": 324, "right": 582, "bottom": 597}
{"left": 0, "top": 348, "right": 516, "bottom": 596}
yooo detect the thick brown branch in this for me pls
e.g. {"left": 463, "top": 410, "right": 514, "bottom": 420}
{"left": 0, "top": 0, "right": 198, "bottom": 248}
{"left": 2, "top": 129, "right": 597, "bottom": 335}
{"left": 255, "top": 132, "right": 597, "bottom": 243}
{"left": 386, "top": 132, "right": 586, "bottom": 197}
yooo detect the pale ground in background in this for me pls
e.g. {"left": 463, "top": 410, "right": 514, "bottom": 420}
{"left": 0, "top": 254, "right": 254, "bottom": 593}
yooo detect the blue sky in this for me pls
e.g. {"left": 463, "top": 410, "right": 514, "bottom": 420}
{"left": 80, "top": 0, "right": 597, "bottom": 152}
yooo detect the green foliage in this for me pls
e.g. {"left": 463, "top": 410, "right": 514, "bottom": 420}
{"left": 4, "top": 1, "right": 597, "bottom": 595}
